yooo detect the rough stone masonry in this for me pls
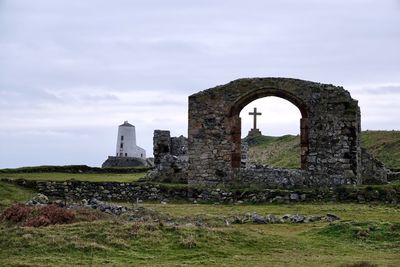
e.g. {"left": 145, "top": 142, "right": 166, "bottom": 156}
{"left": 146, "top": 130, "right": 188, "bottom": 183}
{"left": 152, "top": 77, "right": 387, "bottom": 188}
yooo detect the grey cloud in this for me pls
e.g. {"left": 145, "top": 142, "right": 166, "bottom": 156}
{"left": 80, "top": 94, "right": 120, "bottom": 103}
{"left": 360, "top": 86, "right": 400, "bottom": 95}
{"left": 0, "top": 87, "right": 63, "bottom": 108}
{"left": 0, "top": 0, "right": 399, "bottom": 167}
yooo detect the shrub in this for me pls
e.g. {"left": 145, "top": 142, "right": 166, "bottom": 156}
{"left": 1, "top": 204, "right": 75, "bottom": 227}
{"left": 24, "top": 215, "right": 51, "bottom": 227}
{"left": 0, "top": 204, "right": 34, "bottom": 223}
{"left": 37, "top": 205, "right": 75, "bottom": 225}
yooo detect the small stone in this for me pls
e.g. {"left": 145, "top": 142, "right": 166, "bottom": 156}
{"left": 289, "top": 214, "right": 305, "bottom": 223}
{"left": 270, "top": 196, "right": 284, "bottom": 203}
{"left": 251, "top": 213, "right": 268, "bottom": 224}
{"left": 27, "top": 193, "right": 49, "bottom": 205}
{"left": 265, "top": 214, "right": 279, "bottom": 223}
{"left": 289, "top": 193, "right": 300, "bottom": 201}
{"left": 305, "top": 216, "right": 322, "bottom": 223}
{"left": 325, "top": 214, "right": 340, "bottom": 222}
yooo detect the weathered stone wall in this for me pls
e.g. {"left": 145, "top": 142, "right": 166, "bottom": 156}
{"left": 153, "top": 130, "right": 172, "bottom": 165}
{"left": 188, "top": 78, "right": 362, "bottom": 188}
{"left": 360, "top": 148, "right": 388, "bottom": 184}
{"left": 5, "top": 179, "right": 399, "bottom": 204}
{"left": 239, "top": 167, "right": 308, "bottom": 188}
{"left": 146, "top": 130, "right": 188, "bottom": 183}
{"left": 240, "top": 139, "right": 249, "bottom": 168}
{"left": 388, "top": 171, "right": 400, "bottom": 181}
{"left": 171, "top": 135, "right": 188, "bottom": 158}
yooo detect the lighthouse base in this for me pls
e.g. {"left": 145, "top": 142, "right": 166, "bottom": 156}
{"left": 101, "top": 156, "right": 153, "bottom": 168}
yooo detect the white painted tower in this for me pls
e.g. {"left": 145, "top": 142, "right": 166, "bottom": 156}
{"left": 115, "top": 121, "right": 146, "bottom": 159}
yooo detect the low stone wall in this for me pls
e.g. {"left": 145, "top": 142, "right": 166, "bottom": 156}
{"left": 4, "top": 179, "right": 399, "bottom": 204}
{"left": 388, "top": 171, "right": 400, "bottom": 182}
{"left": 239, "top": 167, "right": 307, "bottom": 188}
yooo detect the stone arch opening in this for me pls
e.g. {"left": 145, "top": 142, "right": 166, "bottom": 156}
{"left": 239, "top": 96, "right": 303, "bottom": 169}
{"left": 229, "top": 88, "right": 309, "bottom": 170}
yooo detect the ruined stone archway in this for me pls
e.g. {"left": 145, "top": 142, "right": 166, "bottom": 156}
{"left": 188, "top": 78, "right": 362, "bottom": 188}
{"left": 229, "top": 88, "right": 309, "bottom": 170}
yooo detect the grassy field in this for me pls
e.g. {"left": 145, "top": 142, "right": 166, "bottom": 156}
{"left": 1, "top": 182, "right": 400, "bottom": 266}
{"left": 361, "top": 131, "right": 400, "bottom": 170}
{"left": 142, "top": 202, "right": 400, "bottom": 222}
{"left": 0, "top": 181, "right": 35, "bottom": 208}
{"left": 247, "top": 135, "right": 300, "bottom": 169}
{"left": 0, "top": 131, "right": 399, "bottom": 266}
{"left": 0, "top": 172, "right": 146, "bottom": 183}
{"left": 248, "top": 130, "right": 400, "bottom": 169}
{"left": 1, "top": 218, "right": 399, "bottom": 267}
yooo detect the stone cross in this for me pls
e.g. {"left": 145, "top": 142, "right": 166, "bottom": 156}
{"left": 249, "top": 107, "right": 262, "bottom": 129}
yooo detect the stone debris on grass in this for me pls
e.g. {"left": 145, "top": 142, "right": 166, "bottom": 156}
{"left": 229, "top": 212, "right": 340, "bottom": 224}
{"left": 81, "top": 198, "right": 128, "bottom": 215}
{"left": 23, "top": 194, "right": 341, "bottom": 226}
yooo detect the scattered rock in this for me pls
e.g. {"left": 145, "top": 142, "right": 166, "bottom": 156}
{"left": 288, "top": 214, "right": 305, "bottom": 223}
{"left": 229, "top": 213, "right": 340, "bottom": 225}
{"left": 26, "top": 193, "right": 49, "bottom": 206}
{"left": 289, "top": 193, "right": 300, "bottom": 201}
{"left": 251, "top": 213, "right": 268, "bottom": 224}
{"left": 325, "top": 213, "right": 340, "bottom": 222}
{"left": 265, "top": 214, "right": 280, "bottom": 223}
{"left": 270, "top": 196, "right": 285, "bottom": 203}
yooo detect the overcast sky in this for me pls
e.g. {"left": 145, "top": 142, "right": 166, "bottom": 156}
{"left": 0, "top": 0, "right": 399, "bottom": 168}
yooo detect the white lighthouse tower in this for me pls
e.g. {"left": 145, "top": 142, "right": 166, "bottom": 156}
{"left": 115, "top": 121, "right": 146, "bottom": 159}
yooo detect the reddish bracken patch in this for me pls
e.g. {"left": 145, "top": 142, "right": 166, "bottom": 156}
{"left": 38, "top": 205, "right": 75, "bottom": 225}
{"left": 1, "top": 204, "right": 76, "bottom": 227}
{"left": 24, "top": 215, "right": 51, "bottom": 227}
{"left": 0, "top": 204, "right": 34, "bottom": 223}
{"left": 24, "top": 205, "right": 75, "bottom": 227}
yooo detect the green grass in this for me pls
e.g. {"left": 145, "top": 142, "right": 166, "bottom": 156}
{"left": 0, "top": 180, "right": 399, "bottom": 266}
{"left": 361, "top": 131, "right": 400, "bottom": 169}
{"left": 316, "top": 221, "right": 400, "bottom": 245}
{"left": 0, "top": 133, "right": 399, "bottom": 265}
{"left": 141, "top": 203, "right": 400, "bottom": 222}
{"left": 1, "top": 203, "right": 399, "bottom": 266}
{"left": 0, "top": 172, "right": 147, "bottom": 183}
{"left": 0, "top": 181, "right": 36, "bottom": 208}
{"left": 247, "top": 130, "right": 400, "bottom": 169}
{"left": 247, "top": 135, "right": 300, "bottom": 169}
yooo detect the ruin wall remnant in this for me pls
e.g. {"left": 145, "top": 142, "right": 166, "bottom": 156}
{"left": 188, "top": 78, "right": 363, "bottom": 187}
